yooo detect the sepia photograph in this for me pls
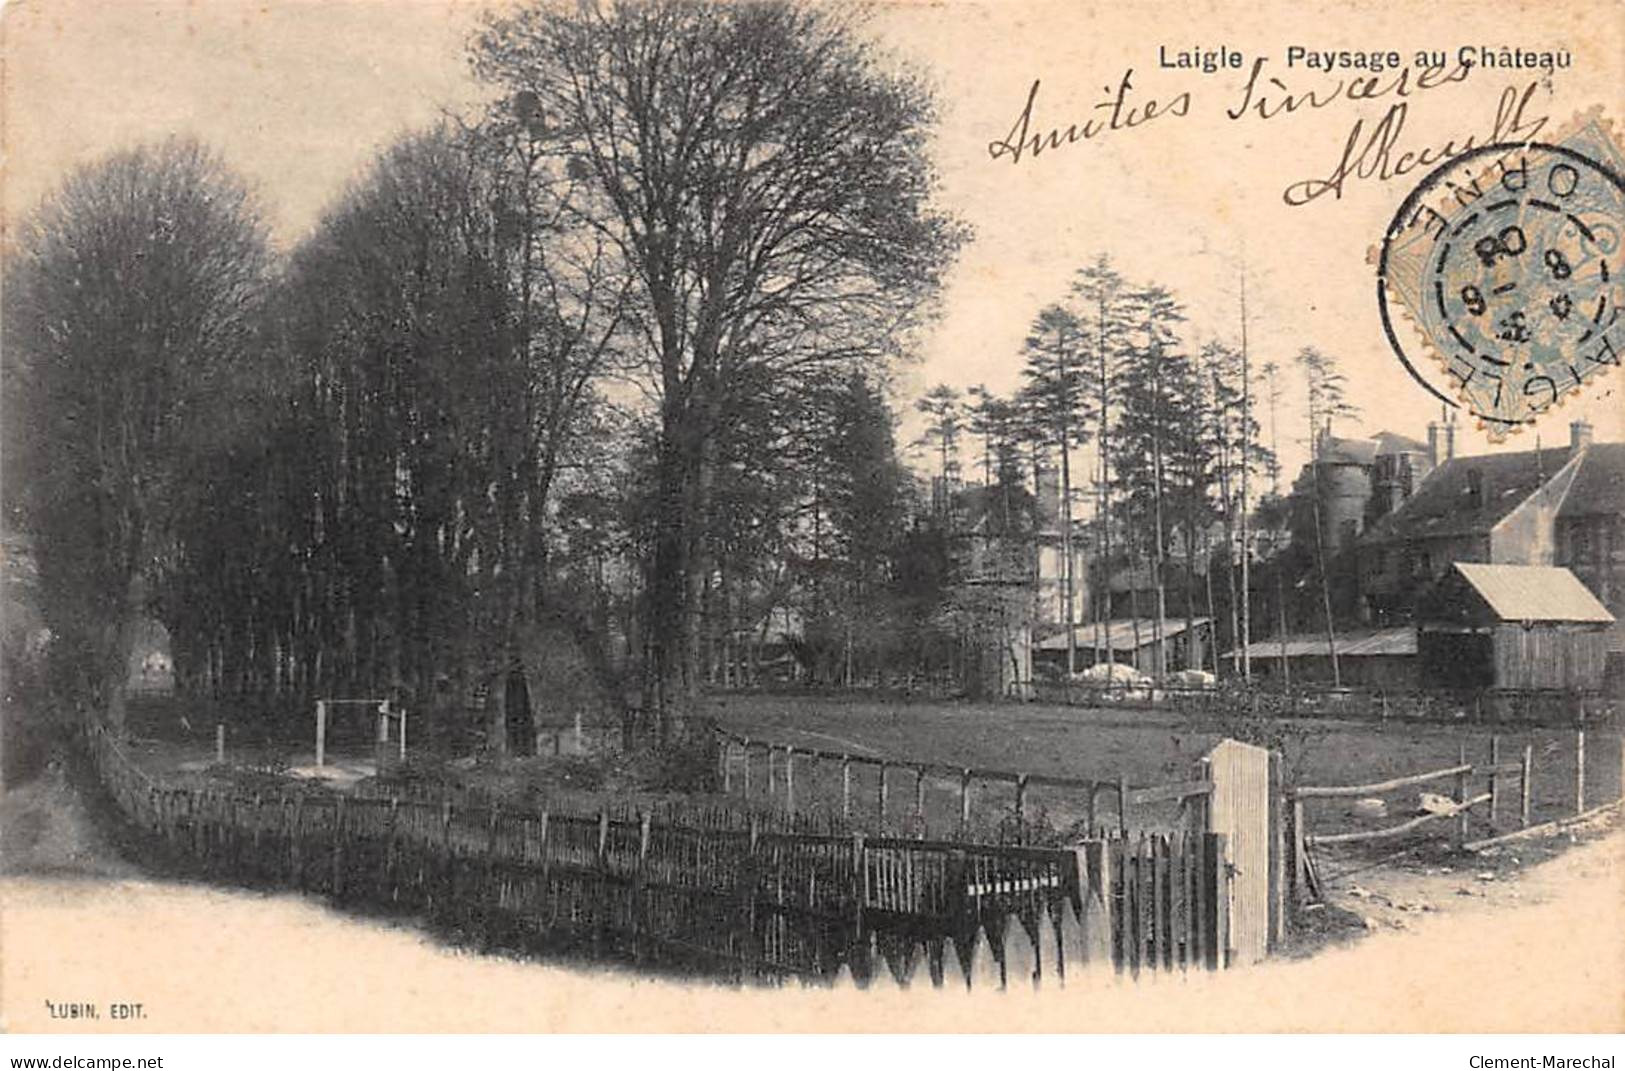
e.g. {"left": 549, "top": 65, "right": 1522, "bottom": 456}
{"left": 1, "top": 0, "right": 1621, "bottom": 1048}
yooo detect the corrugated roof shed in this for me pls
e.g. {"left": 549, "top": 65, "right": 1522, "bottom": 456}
{"left": 1037, "top": 618, "right": 1210, "bottom": 653}
{"left": 1224, "top": 627, "right": 1416, "bottom": 660}
{"left": 1452, "top": 563, "right": 1615, "bottom": 623}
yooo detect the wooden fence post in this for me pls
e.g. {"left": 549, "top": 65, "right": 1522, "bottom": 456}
{"left": 721, "top": 737, "right": 732, "bottom": 795}
{"left": 1488, "top": 736, "right": 1502, "bottom": 829}
{"left": 1118, "top": 774, "right": 1130, "bottom": 837}
{"left": 440, "top": 798, "right": 453, "bottom": 912}
{"left": 1575, "top": 730, "right": 1586, "bottom": 815}
{"left": 1290, "top": 792, "right": 1307, "bottom": 905}
{"left": 784, "top": 747, "right": 795, "bottom": 814}
{"left": 1521, "top": 744, "right": 1533, "bottom": 828}
{"left": 959, "top": 768, "right": 972, "bottom": 839}
{"left": 913, "top": 766, "right": 926, "bottom": 834}
{"left": 315, "top": 701, "right": 327, "bottom": 768}
{"left": 841, "top": 755, "right": 852, "bottom": 821}
{"left": 850, "top": 832, "right": 867, "bottom": 949}
{"left": 332, "top": 795, "right": 347, "bottom": 898}
{"left": 595, "top": 808, "right": 610, "bottom": 956}
{"left": 1268, "top": 751, "right": 1285, "bottom": 951}
{"left": 215, "top": 723, "right": 225, "bottom": 765}
{"left": 742, "top": 738, "right": 752, "bottom": 798}
{"left": 877, "top": 762, "right": 889, "bottom": 829}
{"left": 635, "top": 811, "right": 652, "bottom": 963}
{"left": 1015, "top": 774, "right": 1029, "bottom": 843}
{"left": 1454, "top": 742, "right": 1469, "bottom": 848}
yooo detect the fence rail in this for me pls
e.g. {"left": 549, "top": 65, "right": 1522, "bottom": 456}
{"left": 1288, "top": 730, "right": 1625, "bottom": 902}
{"left": 83, "top": 726, "right": 1233, "bottom": 984}
{"left": 709, "top": 725, "right": 1215, "bottom": 844}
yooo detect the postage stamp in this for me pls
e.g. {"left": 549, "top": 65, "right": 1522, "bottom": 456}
{"left": 1377, "top": 113, "right": 1625, "bottom": 440}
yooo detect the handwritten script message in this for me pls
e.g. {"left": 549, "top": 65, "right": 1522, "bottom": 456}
{"left": 985, "top": 48, "right": 1573, "bottom": 205}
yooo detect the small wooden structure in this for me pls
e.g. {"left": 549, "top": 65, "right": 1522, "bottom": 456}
{"left": 314, "top": 698, "right": 404, "bottom": 768}
{"left": 1417, "top": 563, "right": 1613, "bottom": 691}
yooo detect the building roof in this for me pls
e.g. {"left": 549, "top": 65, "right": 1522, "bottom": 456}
{"left": 1037, "top": 617, "right": 1210, "bottom": 653}
{"left": 1373, "top": 431, "right": 1429, "bottom": 456}
{"left": 1363, "top": 445, "right": 1577, "bottom": 543}
{"left": 1320, "top": 437, "right": 1376, "bottom": 466}
{"left": 1450, "top": 563, "right": 1615, "bottom": 624}
{"left": 1558, "top": 442, "right": 1625, "bottom": 518}
{"left": 1223, "top": 627, "right": 1417, "bottom": 661}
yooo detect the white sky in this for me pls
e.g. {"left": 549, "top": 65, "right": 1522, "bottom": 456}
{"left": 5, "top": 0, "right": 1621, "bottom": 485}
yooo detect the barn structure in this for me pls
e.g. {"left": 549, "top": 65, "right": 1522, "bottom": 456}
{"left": 1417, "top": 562, "right": 1614, "bottom": 691}
{"left": 1222, "top": 627, "right": 1418, "bottom": 689}
{"left": 1035, "top": 617, "right": 1212, "bottom": 677}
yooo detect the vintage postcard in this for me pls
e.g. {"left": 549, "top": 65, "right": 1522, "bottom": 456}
{"left": 2, "top": 0, "right": 1622, "bottom": 1043}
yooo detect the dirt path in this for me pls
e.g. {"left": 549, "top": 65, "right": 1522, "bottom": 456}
{"left": 3, "top": 769, "right": 1621, "bottom": 1032}
{"left": 1309, "top": 811, "right": 1623, "bottom": 938}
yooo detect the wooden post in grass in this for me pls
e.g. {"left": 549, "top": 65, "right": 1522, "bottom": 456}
{"left": 877, "top": 762, "right": 889, "bottom": 829}
{"left": 914, "top": 767, "right": 926, "bottom": 832}
{"left": 784, "top": 747, "right": 795, "bottom": 814}
{"left": 315, "top": 701, "right": 327, "bottom": 768}
{"left": 1520, "top": 744, "right": 1533, "bottom": 828}
{"left": 1489, "top": 736, "right": 1502, "bottom": 829}
{"left": 842, "top": 756, "right": 852, "bottom": 820}
{"left": 1015, "top": 774, "right": 1029, "bottom": 841}
{"left": 1454, "top": 742, "right": 1470, "bottom": 848}
{"left": 1118, "top": 774, "right": 1130, "bottom": 837}
{"left": 742, "top": 738, "right": 752, "bottom": 798}
{"left": 215, "top": 723, "right": 225, "bottom": 765}
{"left": 1291, "top": 792, "right": 1307, "bottom": 905}
{"left": 959, "top": 768, "right": 972, "bottom": 839}
{"left": 1575, "top": 730, "right": 1586, "bottom": 815}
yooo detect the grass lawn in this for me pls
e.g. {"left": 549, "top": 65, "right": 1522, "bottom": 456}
{"left": 699, "top": 693, "right": 1622, "bottom": 843}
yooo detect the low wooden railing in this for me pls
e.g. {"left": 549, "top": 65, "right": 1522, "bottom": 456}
{"left": 708, "top": 725, "right": 1215, "bottom": 843}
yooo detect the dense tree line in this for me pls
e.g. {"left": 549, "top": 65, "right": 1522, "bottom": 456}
{"left": 6, "top": 0, "right": 1371, "bottom": 741}
{"left": 5, "top": 0, "right": 963, "bottom": 741}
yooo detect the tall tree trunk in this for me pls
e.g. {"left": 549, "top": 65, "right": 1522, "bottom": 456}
{"left": 1238, "top": 272, "right": 1253, "bottom": 682}
{"left": 1308, "top": 418, "right": 1342, "bottom": 686}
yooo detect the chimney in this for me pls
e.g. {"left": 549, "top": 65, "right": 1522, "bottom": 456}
{"left": 1427, "top": 422, "right": 1441, "bottom": 469}
{"left": 1571, "top": 420, "right": 1594, "bottom": 457}
{"left": 1443, "top": 417, "right": 1457, "bottom": 462}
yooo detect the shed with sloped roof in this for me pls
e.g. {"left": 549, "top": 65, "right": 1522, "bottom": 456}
{"left": 1417, "top": 563, "right": 1614, "bottom": 690}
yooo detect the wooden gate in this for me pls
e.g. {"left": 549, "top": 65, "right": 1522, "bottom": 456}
{"left": 1201, "top": 738, "right": 1280, "bottom": 965}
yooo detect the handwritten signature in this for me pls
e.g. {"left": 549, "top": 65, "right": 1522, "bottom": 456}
{"left": 985, "top": 57, "right": 1552, "bottom": 208}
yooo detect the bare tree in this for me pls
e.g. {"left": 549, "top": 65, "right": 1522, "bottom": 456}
{"left": 472, "top": 0, "right": 965, "bottom": 730}
{"left": 1295, "top": 346, "right": 1360, "bottom": 687}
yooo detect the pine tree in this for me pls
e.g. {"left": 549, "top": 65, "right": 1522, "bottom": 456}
{"left": 1020, "top": 304, "right": 1095, "bottom": 677}
{"left": 1113, "top": 286, "right": 1198, "bottom": 678}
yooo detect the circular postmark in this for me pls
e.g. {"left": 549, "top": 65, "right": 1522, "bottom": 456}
{"left": 1377, "top": 141, "right": 1624, "bottom": 431}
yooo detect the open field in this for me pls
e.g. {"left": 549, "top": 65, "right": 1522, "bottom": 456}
{"left": 700, "top": 694, "right": 1623, "bottom": 843}
{"left": 108, "top": 691, "right": 1623, "bottom": 849}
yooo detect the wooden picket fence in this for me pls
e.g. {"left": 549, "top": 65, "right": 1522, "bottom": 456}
{"left": 85, "top": 726, "right": 1234, "bottom": 984}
